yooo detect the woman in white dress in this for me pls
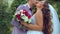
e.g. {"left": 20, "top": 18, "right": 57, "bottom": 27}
{"left": 20, "top": 0, "right": 60, "bottom": 34}
{"left": 20, "top": 1, "right": 44, "bottom": 34}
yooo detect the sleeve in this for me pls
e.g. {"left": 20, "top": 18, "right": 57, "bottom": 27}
{"left": 11, "top": 5, "right": 23, "bottom": 28}
{"left": 15, "top": 5, "right": 23, "bottom": 15}
{"left": 11, "top": 18, "right": 20, "bottom": 28}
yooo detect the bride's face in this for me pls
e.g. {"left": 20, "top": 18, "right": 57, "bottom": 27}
{"left": 36, "top": 1, "right": 44, "bottom": 8}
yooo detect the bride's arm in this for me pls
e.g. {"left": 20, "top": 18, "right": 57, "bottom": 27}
{"left": 21, "top": 10, "right": 43, "bottom": 31}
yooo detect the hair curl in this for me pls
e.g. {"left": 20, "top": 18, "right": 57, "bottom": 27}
{"left": 42, "top": 1, "right": 53, "bottom": 34}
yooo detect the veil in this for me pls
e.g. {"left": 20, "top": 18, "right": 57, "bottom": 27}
{"left": 48, "top": 4, "right": 60, "bottom": 34}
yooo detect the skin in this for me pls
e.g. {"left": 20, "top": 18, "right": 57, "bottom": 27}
{"left": 36, "top": 1, "right": 44, "bottom": 10}
{"left": 20, "top": 0, "right": 45, "bottom": 31}
{"left": 28, "top": 0, "right": 39, "bottom": 8}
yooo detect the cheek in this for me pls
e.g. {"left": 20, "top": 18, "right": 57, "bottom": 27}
{"left": 34, "top": 0, "right": 38, "bottom": 3}
{"left": 39, "top": 2, "right": 44, "bottom": 6}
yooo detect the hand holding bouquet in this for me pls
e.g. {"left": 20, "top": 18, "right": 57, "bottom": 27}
{"left": 13, "top": 9, "right": 32, "bottom": 29}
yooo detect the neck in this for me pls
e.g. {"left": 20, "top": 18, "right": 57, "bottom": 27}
{"left": 28, "top": 1, "right": 33, "bottom": 8}
{"left": 37, "top": 8, "right": 42, "bottom": 10}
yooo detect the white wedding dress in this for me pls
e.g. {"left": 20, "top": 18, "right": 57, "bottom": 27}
{"left": 27, "top": 4, "right": 60, "bottom": 34}
{"left": 27, "top": 14, "right": 43, "bottom": 34}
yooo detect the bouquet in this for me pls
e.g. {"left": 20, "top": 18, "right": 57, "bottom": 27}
{"left": 13, "top": 9, "right": 32, "bottom": 30}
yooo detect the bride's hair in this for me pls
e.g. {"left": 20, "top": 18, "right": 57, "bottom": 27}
{"left": 34, "top": 0, "right": 53, "bottom": 34}
{"left": 42, "top": 1, "right": 53, "bottom": 34}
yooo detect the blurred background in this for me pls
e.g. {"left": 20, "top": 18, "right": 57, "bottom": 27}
{"left": 0, "top": 0, "right": 60, "bottom": 34}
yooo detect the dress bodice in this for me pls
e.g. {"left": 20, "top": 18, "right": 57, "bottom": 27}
{"left": 27, "top": 14, "right": 43, "bottom": 34}
{"left": 31, "top": 14, "right": 37, "bottom": 25}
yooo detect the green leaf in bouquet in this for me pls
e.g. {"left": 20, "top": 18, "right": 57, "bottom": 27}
{"left": 13, "top": 15, "right": 16, "bottom": 19}
{"left": 24, "top": 16, "right": 28, "bottom": 22}
{"left": 28, "top": 19, "right": 31, "bottom": 24}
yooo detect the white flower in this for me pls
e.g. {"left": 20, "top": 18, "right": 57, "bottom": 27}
{"left": 15, "top": 10, "right": 23, "bottom": 15}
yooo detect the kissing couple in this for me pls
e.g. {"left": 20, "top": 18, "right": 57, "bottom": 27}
{"left": 11, "top": 0, "right": 60, "bottom": 34}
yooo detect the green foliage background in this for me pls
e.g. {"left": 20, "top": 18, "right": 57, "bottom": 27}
{"left": 0, "top": 0, "right": 60, "bottom": 34}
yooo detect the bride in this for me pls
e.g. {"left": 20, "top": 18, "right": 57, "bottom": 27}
{"left": 20, "top": 0, "right": 53, "bottom": 34}
{"left": 20, "top": 0, "right": 60, "bottom": 34}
